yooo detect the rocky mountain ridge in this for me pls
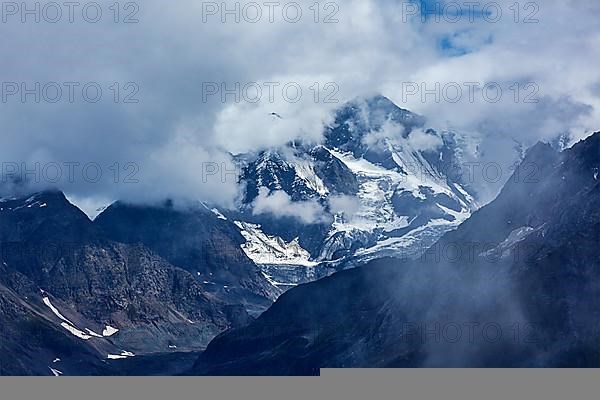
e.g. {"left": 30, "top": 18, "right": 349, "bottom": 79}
{"left": 0, "top": 192, "right": 279, "bottom": 375}
{"left": 189, "top": 132, "right": 600, "bottom": 374}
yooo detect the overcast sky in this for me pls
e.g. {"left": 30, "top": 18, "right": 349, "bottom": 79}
{"left": 1, "top": 0, "right": 598, "bottom": 213}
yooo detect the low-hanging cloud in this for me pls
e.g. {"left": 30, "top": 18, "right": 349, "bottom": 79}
{"left": 361, "top": 120, "right": 406, "bottom": 151}
{"left": 252, "top": 188, "right": 330, "bottom": 224}
{"left": 328, "top": 194, "right": 362, "bottom": 218}
{"left": 407, "top": 128, "right": 445, "bottom": 152}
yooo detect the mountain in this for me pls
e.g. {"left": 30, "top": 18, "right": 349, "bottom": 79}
{"left": 0, "top": 192, "right": 273, "bottom": 375}
{"left": 189, "top": 132, "right": 600, "bottom": 374}
{"left": 95, "top": 201, "right": 280, "bottom": 315}
{"left": 0, "top": 261, "right": 113, "bottom": 376}
{"left": 225, "top": 96, "right": 480, "bottom": 288}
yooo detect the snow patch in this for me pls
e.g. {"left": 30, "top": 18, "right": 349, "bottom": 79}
{"left": 261, "top": 270, "right": 299, "bottom": 288}
{"left": 480, "top": 226, "right": 536, "bottom": 259}
{"left": 60, "top": 322, "right": 92, "bottom": 340}
{"left": 43, "top": 297, "right": 72, "bottom": 324}
{"left": 211, "top": 208, "right": 228, "bottom": 220}
{"left": 43, "top": 296, "right": 93, "bottom": 340}
{"left": 64, "top": 194, "right": 114, "bottom": 221}
{"left": 107, "top": 351, "right": 135, "bottom": 360}
{"left": 85, "top": 329, "right": 103, "bottom": 338}
{"left": 103, "top": 325, "right": 119, "bottom": 337}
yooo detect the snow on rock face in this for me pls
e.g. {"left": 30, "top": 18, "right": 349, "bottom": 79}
{"left": 321, "top": 145, "right": 473, "bottom": 262}
{"left": 480, "top": 226, "right": 538, "bottom": 259}
{"left": 0, "top": 194, "right": 51, "bottom": 212}
{"left": 234, "top": 221, "right": 329, "bottom": 290}
{"left": 234, "top": 96, "right": 481, "bottom": 282}
{"left": 328, "top": 149, "right": 411, "bottom": 232}
{"left": 234, "top": 221, "right": 317, "bottom": 267}
{"left": 293, "top": 159, "right": 329, "bottom": 196}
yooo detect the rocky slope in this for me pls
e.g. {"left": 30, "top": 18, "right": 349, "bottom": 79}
{"left": 95, "top": 201, "right": 280, "bottom": 314}
{"left": 190, "top": 132, "right": 600, "bottom": 374}
{"left": 0, "top": 264, "right": 112, "bottom": 376}
{"left": 0, "top": 192, "right": 274, "bottom": 375}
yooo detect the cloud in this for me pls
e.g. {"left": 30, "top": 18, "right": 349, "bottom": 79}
{"left": 407, "top": 128, "right": 444, "bottom": 152}
{"left": 211, "top": 76, "right": 338, "bottom": 154}
{"left": 328, "top": 194, "right": 361, "bottom": 217}
{"left": 252, "top": 188, "right": 329, "bottom": 224}
{"left": 362, "top": 120, "right": 406, "bottom": 151}
{"left": 0, "top": 0, "right": 598, "bottom": 207}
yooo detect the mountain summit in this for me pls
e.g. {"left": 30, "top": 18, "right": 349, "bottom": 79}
{"left": 228, "top": 96, "right": 480, "bottom": 287}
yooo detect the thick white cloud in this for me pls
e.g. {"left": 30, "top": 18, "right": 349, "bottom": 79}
{"left": 407, "top": 128, "right": 444, "bottom": 152}
{"left": 252, "top": 188, "right": 329, "bottom": 224}
{"left": 0, "top": 0, "right": 598, "bottom": 207}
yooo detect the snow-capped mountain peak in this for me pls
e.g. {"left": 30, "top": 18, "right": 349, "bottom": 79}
{"left": 232, "top": 95, "right": 482, "bottom": 286}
